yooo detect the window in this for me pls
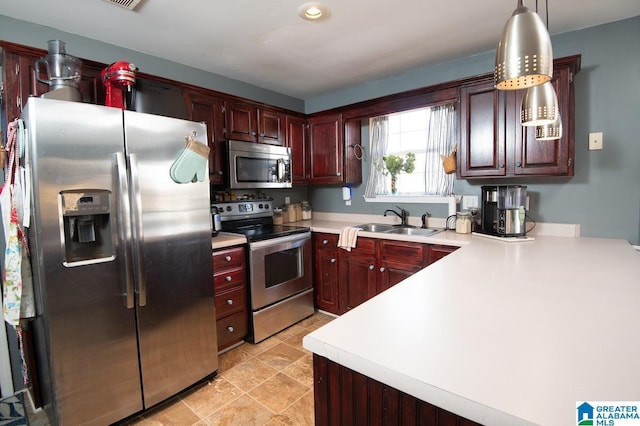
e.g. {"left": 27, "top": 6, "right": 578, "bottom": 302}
{"left": 364, "top": 102, "right": 457, "bottom": 200}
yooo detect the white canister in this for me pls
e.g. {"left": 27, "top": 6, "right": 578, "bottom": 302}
{"left": 301, "top": 201, "right": 312, "bottom": 220}
{"left": 455, "top": 211, "right": 472, "bottom": 234}
{"left": 273, "top": 208, "right": 284, "bottom": 225}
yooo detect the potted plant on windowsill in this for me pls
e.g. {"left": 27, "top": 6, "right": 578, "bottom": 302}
{"left": 382, "top": 153, "right": 415, "bottom": 194}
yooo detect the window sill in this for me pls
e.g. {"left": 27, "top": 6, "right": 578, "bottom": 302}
{"left": 363, "top": 195, "right": 462, "bottom": 204}
{"left": 364, "top": 195, "right": 462, "bottom": 215}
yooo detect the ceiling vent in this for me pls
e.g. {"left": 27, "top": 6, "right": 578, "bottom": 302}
{"left": 102, "top": 0, "right": 143, "bottom": 10}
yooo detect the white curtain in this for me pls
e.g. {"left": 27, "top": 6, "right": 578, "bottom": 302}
{"left": 425, "top": 103, "right": 456, "bottom": 195}
{"left": 364, "top": 116, "right": 389, "bottom": 198}
{"left": 365, "top": 103, "right": 456, "bottom": 198}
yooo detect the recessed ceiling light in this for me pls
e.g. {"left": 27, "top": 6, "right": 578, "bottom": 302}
{"left": 298, "top": 2, "right": 330, "bottom": 21}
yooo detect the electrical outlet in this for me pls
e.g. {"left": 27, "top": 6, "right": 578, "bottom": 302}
{"left": 462, "top": 195, "right": 479, "bottom": 209}
{"left": 589, "top": 132, "right": 603, "bottom": 150}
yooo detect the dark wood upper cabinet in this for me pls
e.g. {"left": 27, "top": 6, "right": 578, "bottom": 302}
{"left": 225, "top": 100, "right": 285, "bottom": 145}
{"left": 308, "top": 113, "right": 343, "bottom": 183}
{"left": 459, "top": 78, "right": 508, "bottom": 177}
{"left": 511, "top": 64, "right": 574, "bottom": 176}
{"left": 1, "top": 42, "right": 104, "bottom": 121}
{"left": 458, "top": 55, "right": 580, "bottom": 179}
{"left": 185, "top": 90, "right": 226, "bottom": 185}
{"left": 225, "top": 100, "right": 255, "bottom": 142}
{"left": 2, "top": 41, "right": 580, "bottom": 184}
{"left": 286, "top": 115, "right": 309, "bottom": 183}
{"left": 308, "top": 113, "right": 362, "bottom": 185}
{"left": 258, "top": 108, "right": 285, "bottom": 145}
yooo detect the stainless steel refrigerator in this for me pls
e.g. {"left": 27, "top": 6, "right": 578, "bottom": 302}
{"left": 21, "top": 98, "right": 218, "bottom": 425}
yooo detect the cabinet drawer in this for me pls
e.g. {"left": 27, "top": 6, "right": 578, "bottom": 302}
{"left": 379, "top": 240, "right": 427, "bottom": 267}
{"left": 214, "top": 268, "right": 245, "bottom": 292}
{"left": 314, "top": 233, "right": 339, "bottom": 249}
{"left": 350, "top": 237, "right": 376, "bottom": 255}
{"left": 215, "top": 286, "right": 246, "bottom": 318}
{"left": 217, "top": 311, "right": 248, "bottom": 350}
{"left": 213, "top": 246, "right": 245, "bottom": 271}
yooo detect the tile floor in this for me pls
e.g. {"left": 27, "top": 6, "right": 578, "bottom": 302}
{"left": 26, "top": 311, "right": 334, "bottom": 426}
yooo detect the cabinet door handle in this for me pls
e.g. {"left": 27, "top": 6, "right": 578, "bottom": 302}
{"left": 251, "top": 131, "right": 256, "bottom": 136}
{"left": 515, "top": 161, "right": 522, "bottom": 167}
{"left": 218, "top": 170, "right": 224, "bottom": 175}
{"left": 336, "top": 172, "right": 342, "bottom": 176}
{"left": 225, "top": 255, "right": 232, "bottom": 261}
{"left": 499, "top": 163, "right": 505, "bottom": 168}
{"left": 259, "top": 132, "right": 265, "bottom": 137}
{"left": 225, "top": 276, "right": 232, "bottom": 282}
{"left": 227, "top": 326, "right": 234, "bottom": 333}
{"left": 322, "top": 239, "right": 329, "bottom": 245}
{"left": 369, "top": 265, "right": 374, "bottom": 270}
{"left": 226, "top": 299, "right": 234, "bottom": 305}
{"left": 379, "top": 267, "right": 385, "bottom": 272}
{"left": 330, "top": 258, "right": 336, "bottom": 263}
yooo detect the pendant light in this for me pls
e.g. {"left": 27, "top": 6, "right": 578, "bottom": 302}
{"left": 521, "top": 81, "right": 558, "bottom": 126}
{"left": 536, "top": 117, "right": 562, "bottom": 140}
{"left": 520, "top": 0, "right": 560, "bottom": 128}
{"left": 494, "top": 0, "right": 553, "bottom": 90}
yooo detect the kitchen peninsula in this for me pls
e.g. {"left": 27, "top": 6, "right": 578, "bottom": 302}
{"left": 303, "top": 233, "right": 640, "bottom": 425}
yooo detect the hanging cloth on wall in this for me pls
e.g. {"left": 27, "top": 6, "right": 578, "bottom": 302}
{"left": 1, "top": 119, "right": 35, "bottom": 327}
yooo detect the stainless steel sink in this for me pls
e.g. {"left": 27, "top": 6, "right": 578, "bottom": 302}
{"left": 355, "top": 223, "right": 395, "bottom": 232}
{"left": 384, "top": 227, "right": 443, "bottom": 237}
{"left": 355, "top": 223, "right": 443, "bottom": 237}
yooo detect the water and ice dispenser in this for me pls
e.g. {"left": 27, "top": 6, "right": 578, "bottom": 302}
{"left": 60, "top": 190, "right": 114, "bottom": 265}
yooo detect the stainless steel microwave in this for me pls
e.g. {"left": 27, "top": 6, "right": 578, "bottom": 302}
{"left": 224, "top": 140, "right": 292, "bottom": 189}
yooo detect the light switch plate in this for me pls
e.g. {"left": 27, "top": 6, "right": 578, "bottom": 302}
{"left": 589, "top": 132, "right": 603, "bottom": 150}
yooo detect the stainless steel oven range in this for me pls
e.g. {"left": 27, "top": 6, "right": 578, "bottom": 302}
{"left": 214, "top": 199, "right": 313, "bottom": 343}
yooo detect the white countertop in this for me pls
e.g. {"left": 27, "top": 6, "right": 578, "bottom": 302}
{"left": 294, "top": 217, "right": 472, "bottom": 247}
{"left": 211, "top": 232, "right": 247, "bottom": 250}
{"left": 303, "top": 234, "right": 640, "bottom": 425}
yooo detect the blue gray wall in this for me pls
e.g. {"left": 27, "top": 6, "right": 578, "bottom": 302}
{"left": 0, "top": 15, "right": 304, "bottom": 112}
{"left": 307, "top": 16, "right": 640, "bottom": 245}
{"left": 1, "top": 14, "right": 638, "bottom": 244}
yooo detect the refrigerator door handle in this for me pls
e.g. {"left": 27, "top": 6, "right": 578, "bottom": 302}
{"left": 116, "top": 152, "right": 135, "bottom": 309}
{"left": 129, "top": 154, "right": 147, "bottom": 307}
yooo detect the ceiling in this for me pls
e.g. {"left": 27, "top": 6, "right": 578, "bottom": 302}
{"left": 1, "top": 0, "right": 639, "bottom": 99}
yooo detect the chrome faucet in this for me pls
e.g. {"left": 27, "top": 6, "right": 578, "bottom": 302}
{"left": 384, "top": 206, "right": 410, "bottom": 227}
{"left": 421, "top": 212, "right": 431, "bottom": 229}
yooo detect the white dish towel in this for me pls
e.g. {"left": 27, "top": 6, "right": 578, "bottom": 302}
{"left": 337, "top": 227, "right": 361, "bottom": 251}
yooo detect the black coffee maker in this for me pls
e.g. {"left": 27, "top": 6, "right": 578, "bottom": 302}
{"left": 480, "top": 185, "right": 527, "bottom": 237}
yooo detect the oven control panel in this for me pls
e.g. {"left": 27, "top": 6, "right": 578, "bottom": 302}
{"left": 213, "top": 200, "right": 273, "bottom": 221}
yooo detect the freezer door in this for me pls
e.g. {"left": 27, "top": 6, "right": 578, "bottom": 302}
{"left": 23, "top": 98, "right": 143, "bottom": 425}
{"left": 123, "top": 111, "right": 217, "bottom": 408}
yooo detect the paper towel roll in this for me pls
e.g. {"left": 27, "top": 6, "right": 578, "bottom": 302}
{"left": 342, "top": 186, "right": 351, "bottom": 201}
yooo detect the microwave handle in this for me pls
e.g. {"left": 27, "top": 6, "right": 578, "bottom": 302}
{"left": 277, "top": 159, "right": 285, "bottom": 181}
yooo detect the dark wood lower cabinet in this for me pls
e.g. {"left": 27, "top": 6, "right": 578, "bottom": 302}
{"left": 313, "top": 354, "right": 482, "bottom": 426}
{"left": 313, "top": 233, "right": 457, "bottom": 315}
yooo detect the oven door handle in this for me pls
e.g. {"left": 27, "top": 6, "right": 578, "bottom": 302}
{"left": 249, "top": 232, "right": 311, "bottom": 251}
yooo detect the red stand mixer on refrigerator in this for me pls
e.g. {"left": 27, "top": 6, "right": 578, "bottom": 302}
{"left": 101, "top": 61, "right": 137, "bottom": 109}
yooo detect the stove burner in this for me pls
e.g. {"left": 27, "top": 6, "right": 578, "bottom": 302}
{"left": 229, "top": 224, "right": 310, "bottom": 242}
{"left": 214, "top": 199, "right": 309, "bottom": 242}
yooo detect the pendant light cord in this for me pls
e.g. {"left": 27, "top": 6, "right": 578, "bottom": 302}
{"left": 536, "top": 0, "right": 550, "bottom": 30}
